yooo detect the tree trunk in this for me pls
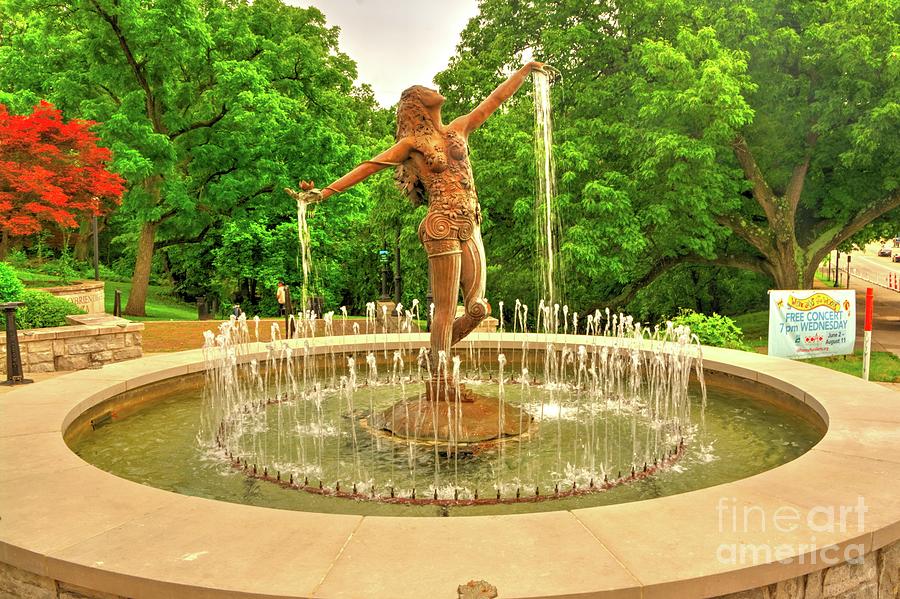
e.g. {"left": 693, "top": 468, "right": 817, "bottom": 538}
{"left": 124, "top": 220, "right": 158, "bottom": 316}
{"left": 0, "top": 229, "right": 8, "bottom": 260}
{"left": 73, "top": 218, "right": 91, "bottom": 262}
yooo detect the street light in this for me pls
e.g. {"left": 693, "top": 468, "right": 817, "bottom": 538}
{"left": 378, "top": 248, "right": 391, "bottom": 301}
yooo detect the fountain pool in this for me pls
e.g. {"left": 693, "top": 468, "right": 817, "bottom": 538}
{"left": 4, "top": 333, "right": 900, "bottom": 599}
{"left": 66, "top": 329, "right": 824, "bottom": 517}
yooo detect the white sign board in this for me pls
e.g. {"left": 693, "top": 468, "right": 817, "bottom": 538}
{"left": 768, "top": 290, "right": 856, "bottom": 359}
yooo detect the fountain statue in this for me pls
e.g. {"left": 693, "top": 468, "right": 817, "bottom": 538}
{"left": 286, "top": 61, "right": 547, "bottom": 445}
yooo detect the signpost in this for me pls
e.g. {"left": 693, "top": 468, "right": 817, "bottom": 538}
{"left": 768, "top": 289, "right": 856, "bottom": 359}
{"left": 863, "top": 287, "right": 874, "bottom": 381}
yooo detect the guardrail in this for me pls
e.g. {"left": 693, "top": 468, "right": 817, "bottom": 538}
{"left": 819, "top": 263, "right": 900, "bottom": 293}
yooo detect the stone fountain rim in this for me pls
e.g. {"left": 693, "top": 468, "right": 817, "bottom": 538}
{"left": 1, "top": 331, "right": 898, "bottom": 599}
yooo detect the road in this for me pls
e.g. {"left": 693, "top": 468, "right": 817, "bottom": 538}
{"left": 820, "top": 244, "right": 900, "bottom": 357}
{"left": 841, "top": 243, "right": 900, "bottom": 290}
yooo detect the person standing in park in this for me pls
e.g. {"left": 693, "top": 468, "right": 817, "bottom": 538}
{"left": 276, "top": 281, "right": 286, "bottom": 316}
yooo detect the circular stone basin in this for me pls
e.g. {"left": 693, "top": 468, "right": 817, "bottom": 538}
{"left": 3, "top": 332, "right": 900, "bottom": 599}
{"left": 67, "top": 369, "right": 823, "bottom": 516}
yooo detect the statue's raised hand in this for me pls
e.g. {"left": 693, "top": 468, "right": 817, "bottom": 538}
{"left": 285, "top": 180, "right": 324, "bottom": 204}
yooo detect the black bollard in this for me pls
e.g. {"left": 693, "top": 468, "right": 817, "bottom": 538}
{"left": 2, "top": 302, "right": 33, "bottom": 386}
{"left": 113, "top": 289, "right": 122, "bottom": 317}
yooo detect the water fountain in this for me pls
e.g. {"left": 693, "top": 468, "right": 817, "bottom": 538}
{"left": 197, "top": 309, "right": 703, "bottom": 505}
{"left": 205, "top": 64, "right": 695, "bottom": 504}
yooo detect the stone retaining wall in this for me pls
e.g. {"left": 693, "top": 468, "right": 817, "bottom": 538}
{"left": 716, "top": 539, "right": 900, "bottom": 598}
{"left": 0, "top": 539, "right": 896, "bottom": 599}
{"left": 37, "top": 280, "right": 105, "bottom": 314}
{"left": 0, "top": 318, "right": 143, "bottom": 373}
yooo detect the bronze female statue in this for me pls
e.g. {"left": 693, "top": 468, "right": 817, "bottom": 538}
{"left": 288, "top": 61, "right": 544, "bottom": 406}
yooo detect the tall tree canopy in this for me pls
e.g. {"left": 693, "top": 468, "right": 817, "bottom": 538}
{"left": 0, "top": 100, "right": 123, "bottom": 239}
{"left": 0, "top": 0, "right": 383, "bottom": 314}
{"left": 436, "top": 0, "right": 899, "bottom": 310}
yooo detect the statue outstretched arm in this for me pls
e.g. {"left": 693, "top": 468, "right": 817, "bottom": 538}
{"left": 455, "top": 61, "right": 545, "bottom": 135}
{"left": 286, "top": 138, "right": 414, "bottom": 203}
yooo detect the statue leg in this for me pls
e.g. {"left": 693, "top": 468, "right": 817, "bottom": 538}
{"left": 425, "top": 241, "right": 462, "bottom": 373}
{"left": 451, "top": 227, "right": 488, "bottom": 346}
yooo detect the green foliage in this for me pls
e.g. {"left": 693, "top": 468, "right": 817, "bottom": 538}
{"left": 0, "top": 0, "right": 386, "bottom": 315}
{"left": 4, "top": 0, "right": 896, "bottom": 317}
{"left": 3, "top": 248, "right": 28, "bottom": 269}
{"left": 435, "top": 0, "right": 900, "bottom": 307}
{"left": 627, "top": 265, "right": 769, "bottom": 322}
{"left": 669, "top": 309, "right": 749, "bottom": 351}
{"left": 14, "top": 290, "right": 84, "bottom": 329}
{"left": 0, "top": 262, "right": 25, "bottom": 302}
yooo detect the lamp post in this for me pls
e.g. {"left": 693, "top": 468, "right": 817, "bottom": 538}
{"left": 846, "top": 254, "right": 852, "bottom": 289}
{"left": 834, "top": 250, "right": 841, "bottom": 287}
{"left": 378, "top": 248, "right": 391, "bottom": 301}
{"left": 393, "top": 244, "right": 402, "bottom": 313}
{"left": 2, "top": 302, "right": 33, "bottom": 386}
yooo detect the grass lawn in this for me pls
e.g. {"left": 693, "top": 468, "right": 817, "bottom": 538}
{"left": 732, "top": 310, "right": 768, "bottom": 349}
{"left": 102, "top": 279, "right": 197, "bottom": 321}
{"left": 13, "top": 266, "right": 197, "bottom": 321}
{"left": 731, "top": 310, "right": 900, "bottom": 382}
{"left": 806, "top": 350, "right": 900, "bottom": 383}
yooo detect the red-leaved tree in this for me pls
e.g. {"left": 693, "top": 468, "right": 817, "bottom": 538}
{"left": 0, "top": 101, "right": 124, "bottom": 239}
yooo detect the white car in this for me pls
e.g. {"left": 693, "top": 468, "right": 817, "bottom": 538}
{"left": 878, "top": 243, "right": 894, "bottom": 257}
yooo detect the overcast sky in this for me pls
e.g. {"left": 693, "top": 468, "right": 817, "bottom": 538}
{"left": 288, "top": 0, "right": 480, "bottom": 107}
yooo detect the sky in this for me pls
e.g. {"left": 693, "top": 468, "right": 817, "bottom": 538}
{"left": 288, "top": 0, "right": 480, "bottom": 107}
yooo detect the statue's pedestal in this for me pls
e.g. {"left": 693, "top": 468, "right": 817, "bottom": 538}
{"left": 368, "top": 385, "right": 532, "bottom": 446}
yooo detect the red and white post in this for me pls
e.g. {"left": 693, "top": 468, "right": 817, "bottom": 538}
{"left": 863, "top": 287, "right": 874, "bottom": 381}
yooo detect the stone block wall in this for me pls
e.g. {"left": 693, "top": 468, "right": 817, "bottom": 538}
{"left": 0, "top": 319, "right": 143, "bottom": 373}
{"left": 37, "top": 281, "right": 105, "bottom": 314}
{"left": 716, "top": 539, "right": 900, "bottom": 598}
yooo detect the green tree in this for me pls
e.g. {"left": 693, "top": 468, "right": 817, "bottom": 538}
{"left": 436, "top": 0, "right": 899, "bottom": 310}
{"left": 0, "top": 0, "right": 380, "bottom": 315}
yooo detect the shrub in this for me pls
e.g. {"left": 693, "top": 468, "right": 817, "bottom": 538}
{"left": 0, "top": 262, "right": 25, "bottom": 303}
{"left": 4, "top": 248, "right": 28, "bottom": 269}
{"left": 14, "top": 290, "right": 84, "bottom": 329}
{"left": 669, "top": 309, "right": 749, "bottom": 351}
